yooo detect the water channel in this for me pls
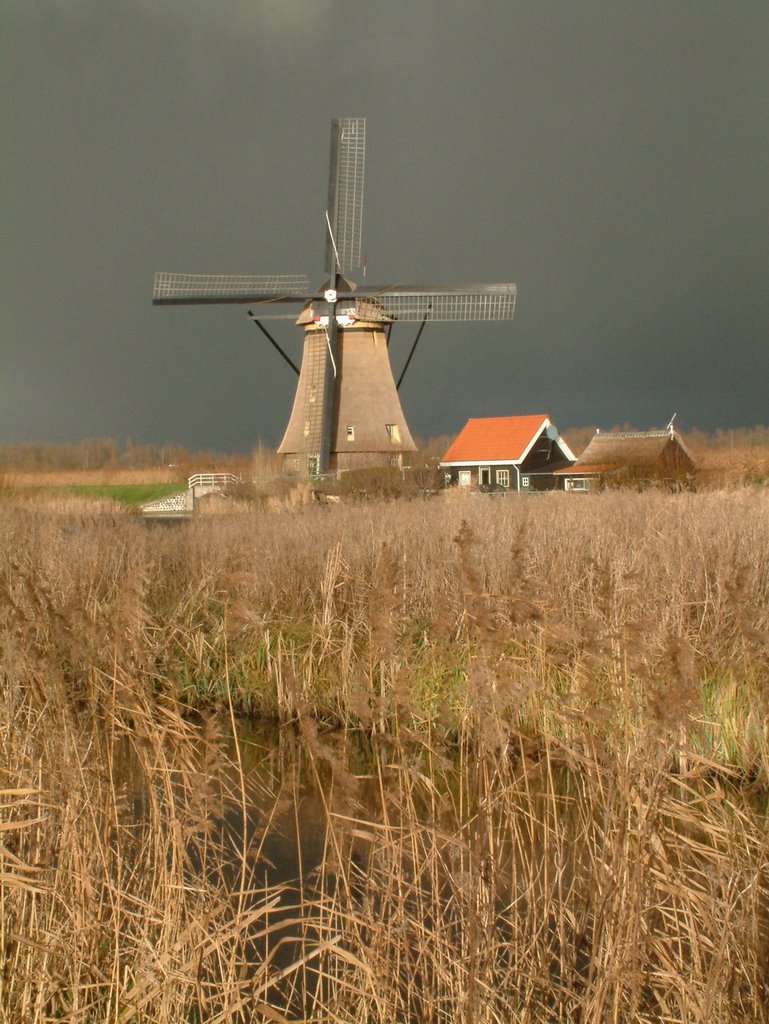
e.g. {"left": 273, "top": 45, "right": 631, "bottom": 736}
{"left": 109, "top": 713, "right": 769, "bottom": 1021}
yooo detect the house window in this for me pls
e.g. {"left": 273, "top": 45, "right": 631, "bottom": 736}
{"left": 496, "top": 469, "right": 510, "bottom": 488}
{"left": 309, "top": 386, "right": 317, "bottom": 403}
{"left": 458, "top": 470, "right": 471, "bottom": 487}
{"left": 567, "top": 477, "right": 589, "bottom": 491}
{"left": 307, "top": 455, "right": 319, "bottom": 476}
{"left": 346, "top": 425, "right": 355, "bottom": 441}
{"left": 386, "top": 423, "right": 401, "bottom": 443}
{"left": 303, "top": 420, "right": 311, "bottom": 437}
{"left": 479, "top": 467, "right": 491, "bottom": 487}
{"left": 521, "top": 475, "right": 530, "bottom": 489}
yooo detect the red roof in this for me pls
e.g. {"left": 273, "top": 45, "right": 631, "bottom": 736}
{"left": 442, "top": 415, "right": 550, "bottom": 463}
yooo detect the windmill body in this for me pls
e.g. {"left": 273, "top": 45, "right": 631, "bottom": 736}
{"left": 153, "top": 119, "right": 516, "bottom": 477}
{"left": 278, "top": 306, "right": 416, "bottom": 475}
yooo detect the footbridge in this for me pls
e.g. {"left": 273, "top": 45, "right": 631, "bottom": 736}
{"left": 141, "top": 473, "right": 240, "bottom": 518}
{"left": 187, "top": 472, "right": 240, "bottom": 498}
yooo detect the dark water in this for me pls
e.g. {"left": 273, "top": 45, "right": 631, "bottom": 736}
{"left": 117, "top": 714, "right": 768, "bottom": 896}
{"left": 112, "top": 715, "right": 769, "bottom": 1021}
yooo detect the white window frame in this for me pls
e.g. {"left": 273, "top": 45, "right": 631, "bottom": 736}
{"left": 521, "top": 475, "right": 530, "bottom": 489}
{"left": 346, "top": 425, "right": 355, "bottom": 441}
{"left": 496, "top": 469, "right": 510, "bottom": 489}
{"left": 458, "top": 470, "right": 471, "bottom": 487}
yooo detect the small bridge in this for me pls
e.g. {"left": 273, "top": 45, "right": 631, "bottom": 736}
{"left": 140, "top": 489, "right": 194, "bottom": 519}
{"left": 187, "top": 472, "right": 240, "bottom": 497}
{"left": 141, "top": 473, "right": 241, "bottom": 518}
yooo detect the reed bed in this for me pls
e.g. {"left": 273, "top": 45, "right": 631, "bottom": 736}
{"left": 3, "top": 467, "right": 187, "bottom": 488}
{"left": 694, "top": 445, "right": 769, "bottom": 485}
{"left": 1, "top": 489, "right": 768, "bottom": 1021}
{"left": 5, "top": 489, "right": 765, "bottom": 765}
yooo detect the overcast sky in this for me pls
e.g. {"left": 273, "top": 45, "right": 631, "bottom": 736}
{"left": 3, "top": 1, "right": 768, "bottom": 453}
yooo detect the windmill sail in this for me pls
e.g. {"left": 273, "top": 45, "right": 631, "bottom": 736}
{"left": 347, "top": 284, "right": 517, "bottom": 322}
{"left": 325, "top": 118, "right": 365, "bottom": 276}
{"left": 153, "top": 273, "right": 310, "bottom": 305}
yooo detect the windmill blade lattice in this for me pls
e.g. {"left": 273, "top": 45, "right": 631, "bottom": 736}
{"left": 353, "top": 284, "right": 517, "bottom": 322}
{"left": 325, "top": 118, "right": 365, "bottom": 275}
{"left": 153, "top": 273, "right": 311, "bottom": 305}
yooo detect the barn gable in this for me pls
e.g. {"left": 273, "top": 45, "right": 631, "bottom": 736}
{"left": 557, "top": 428, "right": 696, "bottom": 490}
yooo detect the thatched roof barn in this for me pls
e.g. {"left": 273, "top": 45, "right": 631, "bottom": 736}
{"left": 556, "top": 428, "right": 696, "bottom": 490}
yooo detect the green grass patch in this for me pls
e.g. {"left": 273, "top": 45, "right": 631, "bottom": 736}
{"left": 56, "top": 483, "right": 186, "bottom": 508}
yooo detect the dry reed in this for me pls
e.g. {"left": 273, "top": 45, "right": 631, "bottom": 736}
{"left": 1, "top": 489, "right": 768, "bottom": 1021}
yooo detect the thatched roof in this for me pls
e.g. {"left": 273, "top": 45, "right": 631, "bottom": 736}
{"left": 572, "top": 430, "right": 695, "bottom": 474}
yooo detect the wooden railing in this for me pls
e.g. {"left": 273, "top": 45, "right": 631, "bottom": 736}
{"left": 187, "top": 473, "right": 239, "bottom": 489}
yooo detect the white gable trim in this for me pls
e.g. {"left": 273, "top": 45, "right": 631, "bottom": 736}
{"left": 440, "top": 459, "right": 524, "bottom": 468}
{"left": 553, "top": 432, "right": 577, "bottom": 463}
{"left": 516, "top": 417, "right": 551, "bottom": 463}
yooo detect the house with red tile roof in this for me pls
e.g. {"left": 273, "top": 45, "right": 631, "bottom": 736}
{"left": 440, "top": 415, "right": 576, "bottom": 492}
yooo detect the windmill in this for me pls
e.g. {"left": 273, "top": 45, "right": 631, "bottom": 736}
{"left": 153, "top": 118, "right": 517, "bottom": 477}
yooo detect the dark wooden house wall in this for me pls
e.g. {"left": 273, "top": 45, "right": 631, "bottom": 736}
{"left": 443, "top": 464, "right": 519, "bottom": 488}
{"left": 443, "top": 429, "right": 572, "bottom": 491}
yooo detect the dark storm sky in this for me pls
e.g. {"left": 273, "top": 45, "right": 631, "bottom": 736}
{"left": 3, "top": 1, "right": 768, "bottom": 452}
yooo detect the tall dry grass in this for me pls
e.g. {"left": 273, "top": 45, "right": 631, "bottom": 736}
{"left": 1, "top": 489, "right": 768, "bottom": 1021}
{"left": 282, "top": 716, "right": 769, "bottom": 1023}
{"left": 694, "top": 445, "right": 769, "bottom": 486}
{"left": 0, "top": 610, "right": 305, "bottom": 1020}
{"left": 2, "top": 489, "right": 768, "bottom": 763}
{"left": 4, "top": 467, "right": 187, "bottom": 488}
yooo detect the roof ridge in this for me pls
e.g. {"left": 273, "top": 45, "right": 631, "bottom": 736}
{"left": 468, "top": 413, "right": 548, "bottom": 422}
{"left": 597, "top": 430, "right": 670, "bottom": 439}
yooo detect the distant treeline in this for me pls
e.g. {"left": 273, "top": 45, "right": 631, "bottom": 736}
{"left": 1, "top": 425, "right": 768, "bottom": 471}
{"left": 0, "top": 438, "right": 242, "bottom": 471}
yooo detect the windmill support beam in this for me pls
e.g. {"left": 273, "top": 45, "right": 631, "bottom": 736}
{"left": 396, "top": 310, "right": 430, "bottom": 391}
{"left": 247, "top": 312, "right": 300, "bottom": 375}
{"left": 318, "top": 297, "right": 339, "bottom": 474}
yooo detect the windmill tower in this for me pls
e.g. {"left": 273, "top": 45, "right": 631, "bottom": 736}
{"left": 153, "top": 118, "right": 517, "bottom": 476}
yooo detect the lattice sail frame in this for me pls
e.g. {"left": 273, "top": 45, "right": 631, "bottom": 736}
{"left": 354, "top": 285, "right": 517, "bottom": 322}
{"left": 328, "top": 118, "right": 366, "bottom": 273}
{"left": 153, "top": 273, "right": 311, "bottom": 304}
